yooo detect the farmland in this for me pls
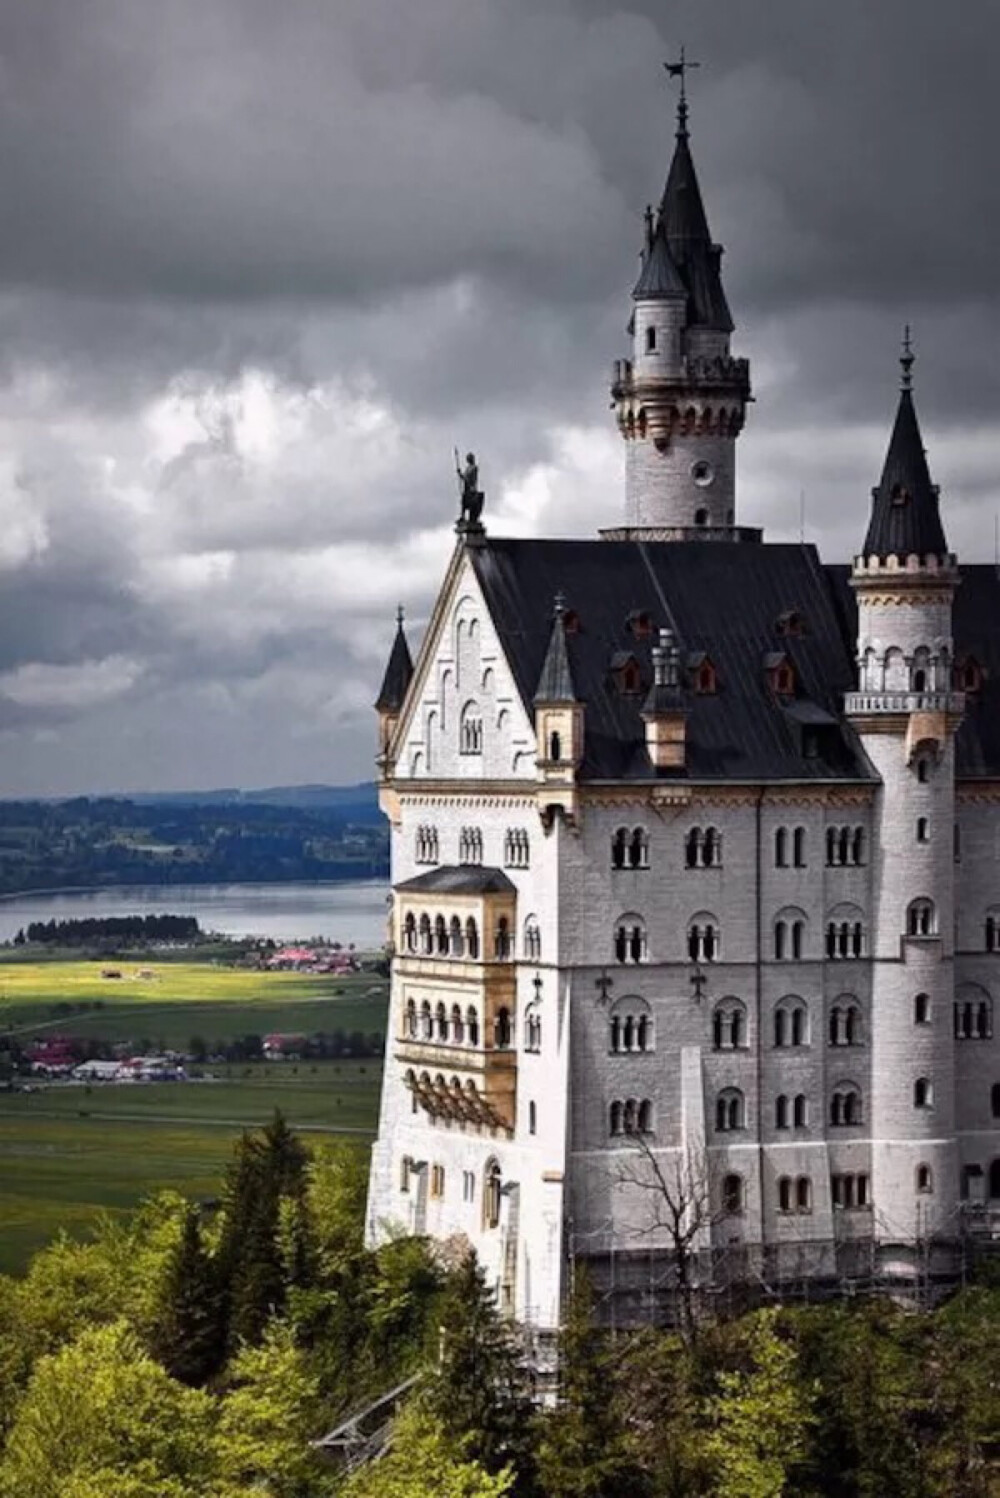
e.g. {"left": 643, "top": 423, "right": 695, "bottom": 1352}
{"left": 0, "top": 959, "right": 388, "bottom": 1270}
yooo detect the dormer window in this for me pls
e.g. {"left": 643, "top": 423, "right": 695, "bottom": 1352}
{"left": 688, "top": 653, "right": 718, "bottom": 695}
{"left": 957, "top": 656, "right": 984, "bottom": 694}
{"left": 610, "top": 652, "right": 642, "bottom": 695}
{"left": 626, "top": 610, "right": 653, "bottom": 640}
{"left": 764, "top": 653, "right": 796, "bottom": 698}
{"left": 776, "top": 610, "right": 805, "bottom": 638}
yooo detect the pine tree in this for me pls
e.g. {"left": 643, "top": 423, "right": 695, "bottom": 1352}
{"left": 424, "top": 1252, "right": 536, "bottom": 1487}
{"left": 150, "top": 1205, "right": 223, "bottom": 1386}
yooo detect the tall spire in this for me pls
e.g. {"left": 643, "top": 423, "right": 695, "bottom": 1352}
{"left": 533, "top": 593, "right": 578, "bottom": 704}
{"left": 374, "top": 606, "right": 414, "bottom": 712}
{"left": 862, "top": 335, "right": 949, "bottom": 562}
{"left": 664, "top": 47, "right": 700, "bottom": 140}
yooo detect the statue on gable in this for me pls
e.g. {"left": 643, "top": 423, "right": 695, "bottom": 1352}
{"left": 455, "top": 448, "right": 485, "bottom": 534}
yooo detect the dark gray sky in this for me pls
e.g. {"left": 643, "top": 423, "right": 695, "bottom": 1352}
{"left": 1, "top": 0, "right": 997, "bottom": 796}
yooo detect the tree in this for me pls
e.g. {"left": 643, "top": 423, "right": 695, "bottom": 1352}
{"left": 703, "top": 1310, "right": 815, "bottom": 1498}
{"left": 424, "top": 1252, "right": 536, "bottom": 1486}
{"left": 0, "top": 1321, "right": 216, "bottom": 1498}
{"left": 611, "top": 1136, "right": 718, "bottom": 1342}
{"left": 534, "top": 1267, "right": 641, "bottom": 1498}
{"left": 212, "top": 1325, "right": 333, "bottom": 1498}
{"left": 342, "top": 1403, "right": 514, "bottom": 1498}
{"left": 149, "top": 1204, "right": 223, "bottom": 1386}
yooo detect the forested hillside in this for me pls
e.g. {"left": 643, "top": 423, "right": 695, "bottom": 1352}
{"left": 0, "top": 791, "right": 387, "bottom": 895}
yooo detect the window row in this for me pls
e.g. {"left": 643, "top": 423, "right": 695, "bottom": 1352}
{"left": 504, "top": 828, "right": 530, "bottom": 868}
{"left": 609, "top": 1098, "right": 654, "bottom": 1135}
{"left": 459, "top": 703, "right": 483, "bottom": 754}
{"left": 705, "top": 1080, "right": 934, "bottom": 1132}
{"left": 826, "top": 826, "right": 865, "bottom": 866}
{"left": 400, "top": 912, "right": 518, "bottom": 961}
{"left": 611, "top": 912, "right": 881, "bottom": 965}
{"left": 415, "top": 825, "right": 439, "bottom": 864}
{"left": 404, "top": 1000, "right": 482, "bottom": 1046}
{"left": 955, "top": 998, "right": 993, "bottom": 1040}
{"left": 459, "top": 827, "right": 483, "bottom": 865}
{"left": 777, "top": 1175, "right": 813, "bottom": 1213}
{"left": 610, "top": 1009, "right": 654, "bottom": 1053}
{"left": 831, "top": 1173, "right": 870, "bottom": 1208}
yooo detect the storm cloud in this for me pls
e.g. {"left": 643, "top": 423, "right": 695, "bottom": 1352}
{"left": 1, "top": 0, "right": 998, "bottom": 795}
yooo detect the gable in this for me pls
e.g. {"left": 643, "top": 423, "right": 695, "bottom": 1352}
{"left": 394, "top": 551, "right": 537, "bottom": 781}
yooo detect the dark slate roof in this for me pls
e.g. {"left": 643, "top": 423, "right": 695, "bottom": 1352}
{"left": 471, "top": 538, "right": 870, "bottom": 782}
{"left": 826, "top": 563, "right": 1000, "bottom": 778}
{"left": 657, "top": 130, "right": 733, "bottom": 332}
{"left": 862, "top": 388, "right": 949, "bottom": 560}
{"left": 632, "top": 228, "right": 686, "bottom": 299}
{"left": 395, "top": 865, "right": 516, "bottom": 896}
{"left": 375, "top": 617, "right": 414, "bottom": 712}
{"left": 534, "top": 605, "right": 579, "bottom": 704}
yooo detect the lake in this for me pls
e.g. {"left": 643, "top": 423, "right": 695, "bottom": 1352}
{"left": 0, "top": 881, "right": 391, "bottom": 948}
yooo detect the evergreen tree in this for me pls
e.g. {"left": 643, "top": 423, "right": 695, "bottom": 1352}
{"left": 534, "top": 1268, "right": 641, "bottom": 1498}
{"left": 149, "top": 1205, "right": 222, "bottom": 1386}
{"left": 424, "top": 1252, "right": 536, "bottom": 1488}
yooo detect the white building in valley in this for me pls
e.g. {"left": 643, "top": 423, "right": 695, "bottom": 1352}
{"left": 365, "top": 83, "right": 1000, "bottom": 1330}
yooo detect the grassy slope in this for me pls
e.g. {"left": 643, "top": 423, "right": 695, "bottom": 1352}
{"left": 0, "top": 961, "right": 388, "bottom": 1271}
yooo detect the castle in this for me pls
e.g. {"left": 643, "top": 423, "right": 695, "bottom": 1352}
{"left": 365, "top": 80, "right": 1000, "bottom": 1330}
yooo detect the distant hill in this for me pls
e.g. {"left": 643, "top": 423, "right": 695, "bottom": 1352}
{"left": 126, "top": 783, "right": 379, "bottom": 811}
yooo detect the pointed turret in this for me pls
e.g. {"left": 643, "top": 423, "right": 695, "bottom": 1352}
{"left": 862, "top": 337, "right": 949, "bottom": 562}
{"left": 609, "top": 68, "right": 751, "bottom": 538}
{"left": 533, "top": 593, "right": 578, "bottom": 705}
{"left": 375, "top": 607, "right": 414, "bottom": 776}
{"left": 375, "top": 606, "right": 414, "bottom": 713}
{"left": 533, "top": 594, "right": 584, "bottom": 824}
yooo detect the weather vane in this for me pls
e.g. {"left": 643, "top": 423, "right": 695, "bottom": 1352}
{"left": 664, "top": 46, "right": 700, "bottom": 135}
{"left": 901, "top": 324, "right": 915, "bottom": 392}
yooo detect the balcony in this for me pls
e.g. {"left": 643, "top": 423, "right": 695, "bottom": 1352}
{"left": 845, "top": 690, "right": 965, "bottom": 716}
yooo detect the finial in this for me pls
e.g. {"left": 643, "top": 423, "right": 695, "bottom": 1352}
{"left": 553, "top": 589, "right": 567, "bottom": 619}
{"left": 644, "top": 203, "right": 655, "bottom": 252}
{"left": 900, "top": 325, "right": 915, "bottom": 392}
{"left": 664, "top": 46, "right": 700, "bottom": 138}
{"left": 396, "top": 603, "right": 405, "bottom": 629}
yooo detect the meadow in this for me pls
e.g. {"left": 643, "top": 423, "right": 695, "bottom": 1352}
{"left": 0, "top": 958, "right": 388, "bottom": 1270}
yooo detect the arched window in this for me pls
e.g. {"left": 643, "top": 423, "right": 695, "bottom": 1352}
{"left": 484, "top": 1159, "right": 502, "bottom": 1228}
{"left": 494, "top": 1006, "right": 513, "bottom": 1050}
{"left": 775, "top": 1094, "right": 789, "bottom": 1129}
{"left": 420, "top": 1000, "right": 433, "bottom": 1041}
{"left": 504, "top": 828, "right": 530, "bottom": 869}
{"left": 991, "top": 1161, "right": 1000, "bottom": 1200}
{"left": 435, "top": 1001, "right": 448, "bottom": 1041}
{"left": 830, "top": 999, "right": 862, "bottom": 1047}
{"left": 465, "top": 917, "right": 480, "bottom": 960}
{"left": 852, "top": 827, "right": 865, "bottom": 865}
{"left": 987, "top": 911, "right": 1000, "bottom": 953}
{"left": 796, "top": 1176, "right": 812, "bottom": 1212}
{"left": 523, "top": 917, "right": 541, "bottom": 961}
{"left": 629, "top": 828, "right": 650, "bottom": 869}
{"left": 525, "top": 1008, "right": 542, "bottom": 1052}
{"left": 688, "top": 915, "right": 720, "bottom": 963}
{"left": 793, "top": 1094, "right": 808, "bottom": 1128}
{"left": 907, "top": 898, "right": 936, "bottom": 938}
{"left": 826, "top": 906, "right": 865, "bottom": 959}
{"left": 916, "top": 1164, "right": 933, "bottom": 1194}
{"left": 529, "top": 1100, "right": 537, "bottom": 1135}
{"left": 685, "top": 827, "right": 702, "bottom": 869}
{"left": 916, "top": 755, "right": 931, "bottom": 784}
{"left": 449, "top": 916, "right": 464, "bottom": 958}
{"left": 793, "top": 827, "right": 806, "bottom": 868}
{"left": 914, "top": 1076, "right": 933, "bottom": 1109}
{"left": 435, "top": 915, "right": 449, "bottom": 955}
{"left": 715, "top": 1088, "right": 745, "bottom": 1133}
{"left": 466, "top": 1006, "right": 480, "bottom": 1047}
{"left": 614, "top": 914, "right": 647, "bottom": 964}
{"left": 611, "top": 998, "right": 653, "bottom": 1052}
{"left": 460, "top": 702, "right": 483, "bottom": 755}
{"left": 778, "top": 1176, "right": 793, "bottom": 1212}
{"left": 722, "top": 1174, "right": 744, "bottom": 1215}
{"left": 405, "top": 998, "right": 417, "bottom": 1037}
{"left": 623, "top": 1098, "right": 638, "bottom": 1134}
{"left": 702, "top": 827, "right": 722, "bottom": 867}
{"left": 494, "top": 917, "right": 512, "bottom": 960}
{"left": 914, "top": 992, "right": 931, "bottom": 1025}
{"left": 609, "top": 1100, "right": 623, "bottom": 1136}
{"left": 419, "top": 914, "right": 433, "bottom": 955}
{"left": 830, "top": 1084, "right": 862, "bottom": 1127}
{"left": 712, "top": 997, "right": 745, "bottom": 1051}
{"left": 916, "top": 816, "right": 929, "bottom": 843}
{"left": 402, "top": 912, "right": 417, "bottom": 952}
{"left": 549, "top": 730, "right": 562, "bottom": 762}
{"left": 637, "top": 1099, "right": 653, "bottom": 1133}
{"left": 774, "top": 908, "right": 806, "bottom": 961}
{"left": 450, "top": 1004, "right": 464, "bottom": 1045}
{"left": 774, "top": 998, "right": 808, "bottom": 1048}
{"left": 955, "top": 990, "right": 993, "bottom": 1040}
{"left": 611, "top": 828, "right": 628, "bottom": 869}
{"left": 774, "top": 827, "right": 788, "bottom": 868}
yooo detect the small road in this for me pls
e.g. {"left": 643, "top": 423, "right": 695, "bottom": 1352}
{"left": 0, "top": 1107, "right": 375, "bottom": 1134}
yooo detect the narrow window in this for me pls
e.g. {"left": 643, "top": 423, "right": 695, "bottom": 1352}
{"left": 775, "top": 1094, "right": 789, "bottom": 1129}
{"left": 793, "top": 828, "right": 806, "bottom": 867}
{"left": 775, "top": 827, "right": 788, "bottom": 868}
{"left": 550, "top": 730, "right": 562, "bottom": 762}
{"left": 796, "top": 1176, "right": 812, "bottom": 1212}
{"left": 916, "top": 1164, "right": 933, "bottom": 1194}
{"left": 793, "top": 1094, "right": 807, "bottom": 1128}
{"left": 778, "top": 1176, "right": 792, "bottom": 1211}
{"left": 529, "top": 1101, "right": 537, "bottom": 1135}
{"left": 991, "top": 1083, "right": 1000, "bottom": 1119}
{"left": 917, "top": 816, "right": 929, "bottom": 843}
{"left": 914, "top": 992, "right": 930, "bottom": 1024}
{"left": 914, "top": 1076, "right": 933, "bottom": 1109}
{"left": 722, "top": 1174, "right": 743, "bottom": 1214}
{"left": 645, "top": 324, "right": 656, "bottom": 353}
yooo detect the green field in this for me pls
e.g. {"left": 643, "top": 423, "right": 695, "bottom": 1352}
{"left": 0, "top": 960, "right": 388, "bottom": 1048}
{"left": 0, "top": 960, "right": 388, "bottom": 1271}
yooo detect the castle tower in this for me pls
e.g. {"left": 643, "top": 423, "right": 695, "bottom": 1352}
{"left": 609, "top": 78, "right": 751, "bottom": 537}
{"left": 847, "top": 338, "right": 964, "bottom": 1251}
